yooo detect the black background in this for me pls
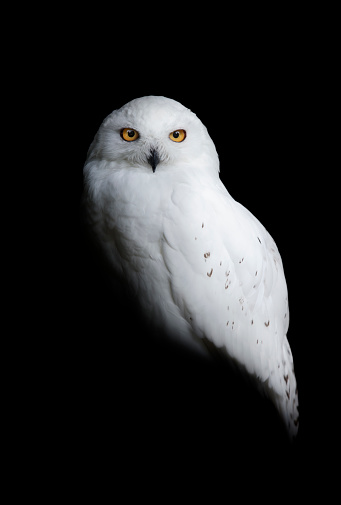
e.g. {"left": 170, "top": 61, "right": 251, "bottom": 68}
{"left": 53, "top": 10, "right": 332, "bottom": 495}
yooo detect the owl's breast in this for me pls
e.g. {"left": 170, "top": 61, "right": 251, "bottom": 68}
{"left": 89, "top": 168, "right": 174, "bottom": 293}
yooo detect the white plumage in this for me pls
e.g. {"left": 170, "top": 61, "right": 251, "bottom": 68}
{"left": 82, "top": 95, "right": 299, "bottom": 437}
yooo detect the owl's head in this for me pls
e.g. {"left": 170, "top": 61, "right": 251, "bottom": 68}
{"left": 86, "top": 96, "right": 219, "bottom": 177}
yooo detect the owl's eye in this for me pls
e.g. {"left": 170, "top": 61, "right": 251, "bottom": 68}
{"left": 120, "top": 128, "right": 139, "bottom": 142}
{"left": 169, "top": 129, "right": 186, "bottom": 142}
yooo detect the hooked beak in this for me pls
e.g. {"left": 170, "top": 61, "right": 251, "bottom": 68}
{"left": 147, "top": 149, "right": 160, "bottom": 173}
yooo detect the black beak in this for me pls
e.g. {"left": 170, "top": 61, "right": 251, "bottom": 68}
{"left": 147, "top": 149, "right": 160, "bottom": 173}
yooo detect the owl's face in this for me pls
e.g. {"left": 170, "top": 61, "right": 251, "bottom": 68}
{"left": 87, "top": 96, "right": 219, "bottom": 176}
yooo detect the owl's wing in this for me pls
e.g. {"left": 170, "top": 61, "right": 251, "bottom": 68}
{"left": 162, "top": 179, "right": 298, "bottom": 436}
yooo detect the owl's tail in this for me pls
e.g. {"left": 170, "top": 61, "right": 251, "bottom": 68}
{"left": 267, "top": 336, "right": 299, "bottom": 439}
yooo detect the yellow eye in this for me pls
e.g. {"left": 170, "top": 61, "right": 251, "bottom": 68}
{"left": 169, "top": 129, "right": 186, "bottom": 142}
{"left": 120, "top": 128, "right": 139, "bottom": 142}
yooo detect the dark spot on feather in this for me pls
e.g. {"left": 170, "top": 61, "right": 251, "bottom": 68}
{"left": 239, "top": 257, "right": 244, "bottom": 263}
{"left": 264, "top": 320, "right": 270, "bottom": 327}
{"left": 257, "top": 237, "right": 262, "bottom": 244}
{"left": 207, "top": 268, "right": 213, "bottom": 277}
{"left": 286, "top": 390, "right": 290, "bottom": 400}
{"left": 204, "top": 252, "right": 210, "bottom": 258}
{"left": 251, "top": 320, "right": 253, "bottom": 325}
{"left": 284, "top": 374, "right": 289, "bottom": 384}
{"left": 202, "top": 222, "right": 204, "bottom": 228}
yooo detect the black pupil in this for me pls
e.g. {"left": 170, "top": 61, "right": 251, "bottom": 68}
{"left": 173, "top": 131, "right": 180, "bottom": 138}
{"left": 128, "top": 130, "right": 135, "bottom": 138}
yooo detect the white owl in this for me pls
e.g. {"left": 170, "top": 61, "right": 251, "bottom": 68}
{"left": 82, "top": 95, "right": 299, "bottom": 437}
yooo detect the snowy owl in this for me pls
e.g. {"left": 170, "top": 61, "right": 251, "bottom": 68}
{"left": 82, "top": 95, "right": 299, "bottom": 437}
